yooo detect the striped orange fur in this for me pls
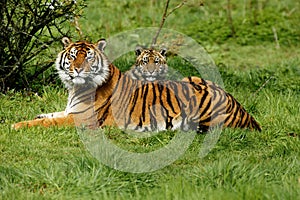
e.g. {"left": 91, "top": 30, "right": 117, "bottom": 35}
{"left": 13, "top": 38, "right": 261, "bottom": 132}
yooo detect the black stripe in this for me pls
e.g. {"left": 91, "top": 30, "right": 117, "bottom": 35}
{"left": 150, "top": 82, "right": 158, "bottom": 130}
{"left": 59, "top": 53, "right": 65, "bottom": 70}
{"left": 71, "top": 105, "right": 94, "bottom": 114}
{"left": 151, "top": 82, "right": 157, "bottom": 116}
{"left": 211, "top": 92, "right": 227, "bottom": 113}
{"left": 225, "top": 94, "right": 234, "bottom": 113}
{"left": 166, "top": 85, "right": 176, "bottom": 114}
{"left": 166, "top": 116, "right": 173, "bottom": 129}
{"left": 99, "top": 52, "right": 104, "bottom": 68}
{"left": 236, "top": 108, "right": 245, "bottom": 127}
{"left": 126, "top": 86, "right": 140, "bottom": 127}
{"left": 197, "top": 90, "right": 209, "bottom": 114}
{"left": 224, "top": 96, "right": 235, "bottom": 126}
{"left": 71, "top": 94, "right": 94, "bottom": 108}
{"left": 157, "top": 84, "right": 168, "bottom": 124}
{"left": 240, "top": 111, "right": 249, "bottom": 128}
{"left": 149, "top": 105, "right": 157, "bottom": 130}
{"left": 229, "top": 99, "right": 239, "bottom": 126}
{"left": 95, "top": 94, "right": 112, "bottom": 113}
{"left": 170, "top": 82, "right": 182, "bottom": 112}
{"left": 113, "top": 77, "right": 131, "bottom": 118}
{"left": 99, "top": 107, "right": 110, "bottom": 126}
{"left": 141, "top": 84, "right": 149, "bottom": 122}
{"left": 182, "top": 82, "right": 191, "bottom": 100}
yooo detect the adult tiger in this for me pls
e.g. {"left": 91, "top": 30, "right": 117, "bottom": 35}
{"left": 13, "top": 37, "right": 261, "bottom": 132}
{"left": 125, "top": 46, "right": 168, "bottom": 81}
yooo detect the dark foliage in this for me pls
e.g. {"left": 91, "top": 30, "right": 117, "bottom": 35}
{"left": 0, "top": 0, "right": 85, "bottom": 92}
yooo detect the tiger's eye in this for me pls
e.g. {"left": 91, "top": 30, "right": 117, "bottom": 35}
{"left": 69, "top": 54, "right": 75, "bottom": 60}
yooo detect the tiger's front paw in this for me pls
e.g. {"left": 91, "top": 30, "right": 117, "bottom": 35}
{"left": 35, "top": 114, "right": 49, "bottom": 119}
{"left": 11, "top": 121, "right": 30, "bottom": 130}
{"left": 34, "top": 111, "right": 65, "bottom": 119}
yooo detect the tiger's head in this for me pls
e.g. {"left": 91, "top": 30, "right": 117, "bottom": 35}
{"left": 128, "top": 46, "right": 168, "bottom": 81}
{"left": 56, "top": 37, "right": 110, "bottom": 89}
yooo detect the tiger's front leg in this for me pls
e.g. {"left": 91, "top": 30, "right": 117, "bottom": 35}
{"left": 12, "top": 114, "right": 75, "bottom": 129}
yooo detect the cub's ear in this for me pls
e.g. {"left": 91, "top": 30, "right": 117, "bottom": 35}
{"left": 62, "top": 37, "right": 72, "bottom": 48}
{"left": 159, "top": 47, "right": 167, "bottom": 57}
{"left": 135, "top": 46, "right": 144, "bottom": 56}
{"left": 97, "top": 39, "right": 106, "bottom": 52}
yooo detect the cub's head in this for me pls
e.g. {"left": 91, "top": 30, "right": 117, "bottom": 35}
{"left": 56, "top": 37, "right": 110, "bottom": 88}
{"left": 130, "top": 46, "right": 168, "bottom": 81}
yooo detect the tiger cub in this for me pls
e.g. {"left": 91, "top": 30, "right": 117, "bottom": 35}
{"left": 125, "top": 46, "right": 168, "bottom": 81}
{"left": 13, "top": 37, "right": 261, "bottom": 132}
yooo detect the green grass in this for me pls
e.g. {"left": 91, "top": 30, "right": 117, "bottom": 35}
{"left": 1, "top": 0, "right": 300, "bottom": 199}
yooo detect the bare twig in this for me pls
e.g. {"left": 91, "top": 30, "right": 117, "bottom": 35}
{"left": 150, "top": 0, "right": 206, "bottom": 48}
{"left": 73, "top": 15, "right": 83, "bottom": 39}
{"left": 226, "top": 0, "right": 235, "bottom": 37}
{"left": 286, "top": 7, "right": 296, "bottom": 17}
{"left": 2, "top": 64, "right": 20, "bottom": 82}
{"left": 272, "top": 26, "right": 280, "bottom": 49}
{"left": 166, "top": 1, "right": 187, "bottom": 18}
{"left": 151, "top": 0, "right": 170, "bottom": 47}
{"left": 152, "top": 0, "right": 190, "bottom": 47}
{"left": 251, "top": 75, "right": 274, "bottom": 98}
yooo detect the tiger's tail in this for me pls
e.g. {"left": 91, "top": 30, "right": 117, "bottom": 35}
{"left": 225, "top": 94, "right": 262, "bottom": 132}
{"left": 247, "top": 115, "right": 262, "bottom": 131}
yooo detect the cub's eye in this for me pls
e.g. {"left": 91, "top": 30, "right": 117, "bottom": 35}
{"left": 155, "top": 57, "right": 160, "bottom": 64}
{"left": 142, "top": 56, "right": 148, "bottom": 64}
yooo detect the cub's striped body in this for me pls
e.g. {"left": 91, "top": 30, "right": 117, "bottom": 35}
{"left": 13, "top": 38, "right": 261, "bottom": 132}
{"left": 181, "top": 76, "right": 261, "bottom": 131}
{"left": 125, "top": 46, "right": 168, "bottom": 81}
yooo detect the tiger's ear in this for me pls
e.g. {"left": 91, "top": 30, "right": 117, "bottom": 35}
{"left": 62, "top": 37, "right": 72, "bottom": 48}
{"left": 135, "top": 46, "right": 144, "bottom": 56}
{"left": 97, "top": 39, "right": 106, "bottom": 52}
{"left": 159, "top": 47, "right": 167, "bottom": 57}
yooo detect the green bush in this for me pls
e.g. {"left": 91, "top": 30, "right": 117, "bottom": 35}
{"left": 0, "top": 0, "right": 85, "bottom": 92}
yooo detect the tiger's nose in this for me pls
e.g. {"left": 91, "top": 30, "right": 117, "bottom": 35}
{"left": 74, "top": 68, "right": 83, "bottom": 74}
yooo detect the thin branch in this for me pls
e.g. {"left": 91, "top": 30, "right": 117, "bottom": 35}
{"left": 151, "top": 0, "right": 170, "bottom": 47}
{"left": 24, "top": 43, "right": 51, "bottom": 63}
{"left": 226, "top": 0, "right": 236, "bottom": 37}
{"left": 47, "top": 25, "right": 55, "bottom": 39}
{"left": 251, "top": 75, "right": 274, "bottom": 98}
{"left": 166, "top": 1, "right": 187, "bottom": 18}
{"left": 73, "top": 14, "right": 84, "bottom": 39}
{"left": 1, "top": 63, "right": 20, "bottom": 82}
{"left": 31, "top": 61, "right": 55, "bottom": 80}
{"left": 151, "top": 0, "right": 194, "bottom": 47}
{"left": 272, "top": 26, "right": 280, "bottom": 49}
